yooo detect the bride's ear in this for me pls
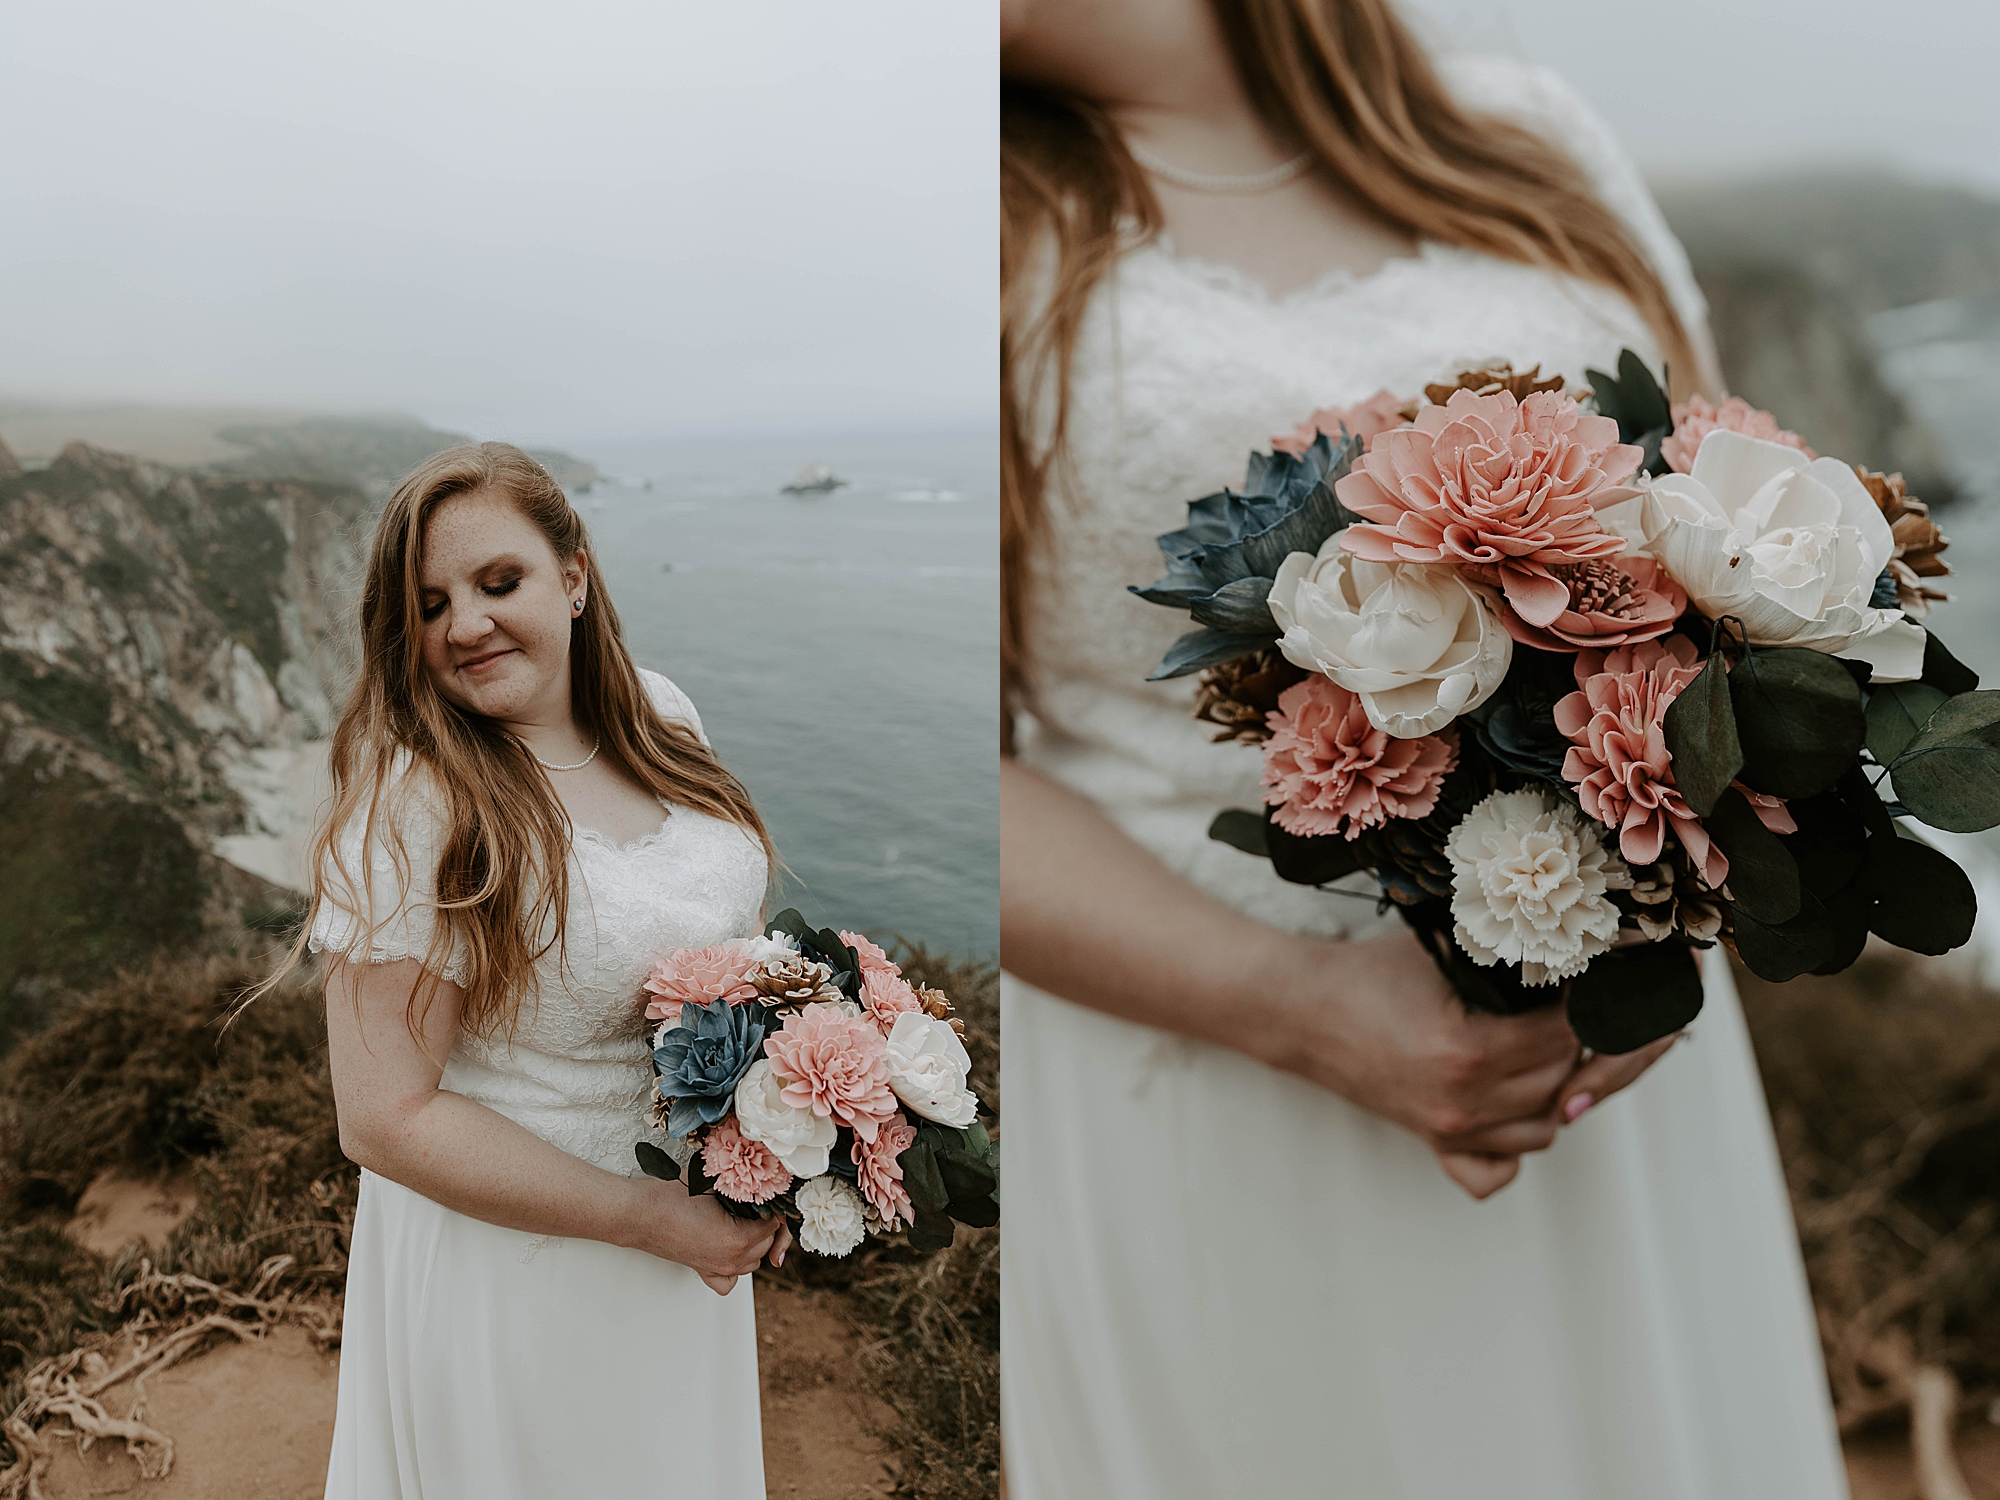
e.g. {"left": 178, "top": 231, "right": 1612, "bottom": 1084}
{"left": 564, "top": 552, "right": 589, "bottom": 607}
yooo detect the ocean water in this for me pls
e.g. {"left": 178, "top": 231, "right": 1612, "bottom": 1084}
{"left": 573, "top": 428, "right": 997, "bottom": 960}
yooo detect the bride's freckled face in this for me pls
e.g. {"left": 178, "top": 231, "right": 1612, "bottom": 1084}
{"left": 417, "top": 490, "right": 584, "bottom": 724}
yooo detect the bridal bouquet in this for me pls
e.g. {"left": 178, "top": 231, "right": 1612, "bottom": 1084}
{"left": 1133, "top": 354, "right": 1991, "bottom": 1053}
{"left": 631, "top": 910, "right": 999, "bottom": 1257}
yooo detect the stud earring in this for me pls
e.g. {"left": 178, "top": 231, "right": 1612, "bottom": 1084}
{"left": 572, "top": 598, "right": 584, "bottom": 614}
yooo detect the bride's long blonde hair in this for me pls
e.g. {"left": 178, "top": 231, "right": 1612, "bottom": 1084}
{"left": 265, "top": 443, "right": 773, "bottom": 1041}
{"left": 1001, "top": 0, "right": 1700, "bottom": 738}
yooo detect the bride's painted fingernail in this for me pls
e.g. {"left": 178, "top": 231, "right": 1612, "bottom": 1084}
{"left": 1564, "top": 1093, "right": 1594, "bottom": 1123}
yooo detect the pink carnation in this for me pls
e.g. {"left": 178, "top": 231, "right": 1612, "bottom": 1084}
{"left": 1336, "top": 388, "right": 1642, "bottom": 630}
{"left": 763, "top": 1002, "right": 899, "bottom": 1142}
{"left": 1500, "top": 555, "right": 1687, "bottom": 653}
{"left": 861, "top": 968, "right": 924, "bottom": 1035}
{"left": 701, "top": 1116, "right": 792, "bottom": 1204}
{"left": 853, "top": 1113, "right": 917, "bottom": 1229}
{"left": 1271, "top": 388, "right": 1406, "bottom": 456}
{"left": 641, "top": 943, "right": 761, "bottom": 1024}
{"left": 1260, "top": 677, "right": 1457, "bottom": 839}
{"left": 1660, "top": 395, "right": 1816, "bottom": 475}
{"left": 840, "top": 930, "right": 901, "bottom": 980}
{"left": 1553, "top": 636, "right": 1794, "bottom": 887}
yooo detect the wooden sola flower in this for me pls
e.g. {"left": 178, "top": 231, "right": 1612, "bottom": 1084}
{"left": 1334, "top": 387, "right": 1644, "bottom": 631}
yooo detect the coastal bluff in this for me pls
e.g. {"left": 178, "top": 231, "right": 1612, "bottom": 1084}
{"left": 0, "top": 436, "right": 363, "bottom": 1043}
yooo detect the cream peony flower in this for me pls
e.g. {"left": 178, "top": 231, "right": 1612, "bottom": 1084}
{"left": 732, "top": 1059, "right": 837, "bottom": 1177}
{"left": 1640, "top": 429, "right": 1925, "bottom": 680}
{"left": 883, "top": 1012, "right": 980, "bottom": 1127}
{"left": 1445, "top": 789, "right": 1631, "bottom": 986}
{"left": 794, "top": 1174, "right": 868, "bottom": 1257}
{"left": 1266, "top": 538, "right": 1513, "bottom": 738}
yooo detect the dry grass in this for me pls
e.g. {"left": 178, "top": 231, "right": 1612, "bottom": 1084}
{"left": 1735, "top": 950, "right": 2000, "bottom": 1481}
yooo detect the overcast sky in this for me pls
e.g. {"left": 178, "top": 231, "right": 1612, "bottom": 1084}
{"left": 0, "top": 2, "right": 994, "bottom": 445}
{"left": 1401, "top": 0, "right": 2000, "bottom": 191}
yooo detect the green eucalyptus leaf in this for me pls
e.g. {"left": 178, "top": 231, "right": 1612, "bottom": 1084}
{"left": 1263, "top": 807, "right": 1369, "bottom": 886}
{"left": 898, "top": 1138, "right": 950, "bottom": 1214}
{"left": 908, "top": 1204, "right": 956, "bottom": 1252}
{"left": 1583, "top": 349, "right": 1673, "bottom": 446}
{"left": 1865, "top": 681, "right": 1948, "bottom": 765}
{"left": 1731, "top": 890, "right": 1840, "bottom": 982}
{"left": 686, "top": 1148, "right": 719, "bottom": 1199}
{"left": 1661, "top": 653, "right": 1742, "bottom": 816}
{"left": 1704, "top": 787, "right": 1800, "bottom": 924}
{"left": 633, "top": 1141, "right": 682, "bottom": 1182}
{"left": 1208, "top": 809, "right": 1270, "bottom": 858}
{"left": 1147, "top": 628, "right": 1277, "bottom": 681}
{"left": 1863, "top": 832, "right": 1976, "bottom": 955}
{"left": 1889, "top": 691, "right": 2000, "bottom": 833}
{"left": 1728, "top": 647, "right": 1867, "bottom": 800}
{"left": 1922, "top": 630, "right": 1980, "bottom": 696}
{"left": 1564, "top": 942, "right": 1703, "bottom": 1055}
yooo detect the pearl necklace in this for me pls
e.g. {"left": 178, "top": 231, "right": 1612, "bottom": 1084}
{"left": 526, "top": 736, "right": 600, "bottom": 772}
{"left": 1127, "top": 140, "right": 1315, "bottom": 194}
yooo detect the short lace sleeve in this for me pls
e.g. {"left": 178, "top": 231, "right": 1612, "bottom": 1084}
{"left": 306, "top": 752, "right": 469, "bottom": 984}
{"left": 1441, "top": 54, "right": 1724, "bottom": 391}
{"left": 636, "top": 667, "right": 709, "bottom": 747}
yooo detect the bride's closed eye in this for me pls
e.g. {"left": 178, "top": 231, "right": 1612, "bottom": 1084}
{"left": 420, "top": 577, "right": 521, "bottom": 622}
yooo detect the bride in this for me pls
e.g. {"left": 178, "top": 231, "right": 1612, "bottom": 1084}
{"left": 293, "top": 442, "right": 786, "bottom": 1497}
{"left": 1000, "top": 1, "right": 1849, "bottom": 1496}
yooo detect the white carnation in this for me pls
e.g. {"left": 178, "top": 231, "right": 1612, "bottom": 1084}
{"left": 732, "top": 1059, "right": 836, "bottom": 1176}
{"left": 794, "top": 1174, "right": 868, "bottom": 1257}
{"left": 1445, "top": 789, "right": 1630, "bottom": 986}
{"left": 883, "top": 1012, "right": 979, "bottom": 1127}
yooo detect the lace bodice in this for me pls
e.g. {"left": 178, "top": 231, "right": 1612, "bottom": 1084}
{"left": 1017, "top": 57, "right": 1717, "bottom": 941}
{"left": 308, "top": 668, "right": 768, "bottom": 1174}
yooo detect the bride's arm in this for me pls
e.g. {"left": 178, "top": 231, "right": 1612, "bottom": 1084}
{"left": 1003, "top": 758, "right": 1673, "bottom": 1196}
{"left": 323, "top": 955, "right": 787, "bottom": 1293}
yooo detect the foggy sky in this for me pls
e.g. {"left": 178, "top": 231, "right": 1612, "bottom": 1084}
{"left": 1402, "top": 0, "right": 2000, "bottom": 192}
{"left": 0, "top": 2, "right": 995, "bottom": 445}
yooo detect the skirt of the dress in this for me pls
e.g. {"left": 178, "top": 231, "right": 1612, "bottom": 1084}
{"left": 324, "top": 1169, "right": 763, "bottom": 1500}
{"left": 1000, "top": 946, "right": 1849, "bottom": 1500}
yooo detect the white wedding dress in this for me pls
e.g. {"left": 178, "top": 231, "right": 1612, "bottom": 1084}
{"left": 309, "top": 669, "right": 768, "bottom": 1500}
{"left": 1001, "top": 59, "right": 1850, "bottom": 1500}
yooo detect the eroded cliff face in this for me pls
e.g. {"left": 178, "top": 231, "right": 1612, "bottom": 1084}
{"left": 0, "top": 442, "right": 367, "bottom": 1037}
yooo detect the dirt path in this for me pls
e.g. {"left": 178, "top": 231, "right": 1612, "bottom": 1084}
{"left": 34, "top": 1275, "right": 893, "bottom": 1498}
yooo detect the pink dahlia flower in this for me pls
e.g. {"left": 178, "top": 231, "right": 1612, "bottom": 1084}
{"left": 641, "top": 943, "right": 761, "bottom": 1024}
{"left": 853, "top": 1113, "right": 917, "bottom": 1229}
{"left": 1660, "top": 395, "right": 1815, "bottom": 475}
{"left": 1260, "top": 676, "right": 1457, "bottom": 839}
{"left": 1501, "top": 555, "right": 1687, "bottom": 653}
{"left": 861, "top": 967, "right": 924, "bottom": 1035}
{"left": 1336, "top": 388, "right": 1643, "bottom": 629}
{"left": 764, "top": 1002, "right": 899, "bottom": 1142}
{"left": 1553, "top": 636, "right": 1794, "bottom": 887}
{"left": 840, "top": 930, "right": 901, "bottom": 980}
{"left": 1271, "top": 388, "right": 1406, "bottom": 456}
{"left": 702, "top": 1116, "right": 792, "bottom": 1205}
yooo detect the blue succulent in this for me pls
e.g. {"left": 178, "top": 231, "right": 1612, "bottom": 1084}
{"left": 652, "top": 997, "right": 768, "bottom": 1138}
{"left": 1129, "top": 429, "right": 1361, "bottom": 679}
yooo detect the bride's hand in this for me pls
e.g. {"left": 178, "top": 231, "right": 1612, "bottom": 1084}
{"left": 1267, "top": 927, "right": 1582, "bottom": 1194}
{"left": 625, "top": 1176, "right": 784, "bottom": 1294}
